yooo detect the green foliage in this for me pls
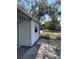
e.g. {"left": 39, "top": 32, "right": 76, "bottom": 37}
{"left": 43, "top": 18, "right": 60, "bottom": 30}
{"left": 51, "top": 17, "right": 59, "bottom": 25}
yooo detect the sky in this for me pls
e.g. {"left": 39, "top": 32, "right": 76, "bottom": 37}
{"left": 47, "top": 0, "right": 55, "bottom": 5}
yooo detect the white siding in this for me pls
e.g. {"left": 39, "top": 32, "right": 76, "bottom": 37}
{"left": 18, "top": 19, "right": 39, "bottom": 46}
{"left": 31, "top": 20, "right": 39, "bottom": 46}
{"left": 19, "top": 20, "right": 31, "bottom": 46}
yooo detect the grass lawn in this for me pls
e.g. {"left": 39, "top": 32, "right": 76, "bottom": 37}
{"left": 40, "top": 31, "right": 61, "bottom": 40}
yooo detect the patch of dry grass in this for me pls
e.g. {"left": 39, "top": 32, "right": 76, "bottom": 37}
{"left": 40, "top": 31, "right": 61, "bottom": 40}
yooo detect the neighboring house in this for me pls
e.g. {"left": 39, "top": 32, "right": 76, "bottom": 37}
{"left": 17, "top": 5, "right": 40, "bottom": 47}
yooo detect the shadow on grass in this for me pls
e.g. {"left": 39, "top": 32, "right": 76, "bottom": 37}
{"left": 39, "top": 35, "right": 50, "bottom": 39}
{"left": 39, "top": 35, "right": 61, "bottom": 40}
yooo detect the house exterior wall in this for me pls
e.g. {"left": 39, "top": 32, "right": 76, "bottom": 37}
{"left": 17, "top": 22, "right": 19, "bottom": 46}
{"left": 31, "top": 20, "right": 40, "bottom": 46}
{"left": 19, "top": 19, "right": 31, "bottom": 46}
{"left": 17, "top": 18, "right": 39, "bottom": 46}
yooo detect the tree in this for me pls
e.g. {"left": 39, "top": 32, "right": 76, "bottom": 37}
{"left": 43, "top": 17, "right": 60, "bottom": 30}
{"left": 17, "top": 0, "right": 61, "bottom": 23}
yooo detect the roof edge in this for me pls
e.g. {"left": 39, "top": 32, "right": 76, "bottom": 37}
{"left": 17, "top": 5, "right": 40, "bottom": 24}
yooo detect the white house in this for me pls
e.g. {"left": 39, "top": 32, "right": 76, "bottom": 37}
{"left": 17, "top": 5, "right": 40, "bottom": 47}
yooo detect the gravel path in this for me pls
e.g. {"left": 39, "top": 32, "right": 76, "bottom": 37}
{"left": 36, "top": 39, "right": 61, "bottom": 59}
